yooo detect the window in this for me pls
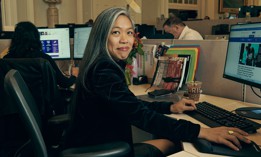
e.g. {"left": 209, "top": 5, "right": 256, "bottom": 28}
{"left": 169, "top": 0, "right": 198, "bottom": 5}
{"left": 168, "top": 0, "right": 199, "bottom": 20}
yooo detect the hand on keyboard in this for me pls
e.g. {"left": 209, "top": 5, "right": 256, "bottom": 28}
{"left": 192, "top": 138, "right": 261, "bottom": 157}
{"left": 170, "top": 98, "right": 197, "bottom": 114}
{"left": 183, "top": 101, "right": 261, "bottom": 152}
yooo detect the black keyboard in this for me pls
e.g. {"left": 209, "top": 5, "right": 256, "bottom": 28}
{"left": 184, "top": 101, "right": 261, "bottom": 134}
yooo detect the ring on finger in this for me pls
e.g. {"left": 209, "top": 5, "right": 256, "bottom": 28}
{"left": 228, "top": 130, "right": 234, "bottom": 135}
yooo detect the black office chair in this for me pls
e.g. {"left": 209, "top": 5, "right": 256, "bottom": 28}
{"left": 2, "top": 58, "right": 70, "bottom": 117}
{"left": 0, "top": 58, "right": 71, "bottom": 149}
{"left": 4, "top": 69, "right": 131, "bottom": 157}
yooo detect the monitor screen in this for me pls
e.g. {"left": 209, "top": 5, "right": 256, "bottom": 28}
{"left": 38, "top": 28, "right": 71, "bottom": 60}
{"left": 224, "top": 22, "right": 261, "bottom": 120}
{"left": 223, "top": 22, "right": 261, "bottom": 89}
{"left": 73, "top": 27, "right": 92, "bottom": 59}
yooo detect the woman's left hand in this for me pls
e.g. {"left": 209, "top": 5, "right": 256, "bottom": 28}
{"left": 170, "top": 98, "right": 197, "bottom": 114}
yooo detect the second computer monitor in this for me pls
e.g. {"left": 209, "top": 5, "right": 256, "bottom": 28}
{"left": 73, "top": 27, "right": 92, "bottom": 59}
{"left": 38, "top": 28, "right": 71, "bottom": 60}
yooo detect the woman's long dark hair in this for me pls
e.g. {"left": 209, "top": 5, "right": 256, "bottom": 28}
{"left": 8, "top": 21, "right": 42, "bottom": 58}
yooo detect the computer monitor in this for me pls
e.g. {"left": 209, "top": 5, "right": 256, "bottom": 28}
{"left": 73, "top": 27, "right": 92, "bottom": 59}
{"left": 135, "top": 24, "right": 156, "bottom": 39}
{"left": 38, "top": 28, "right": 71, "bottom": 60}
{"left": 55, "top": 23, "right": 88, "bottom": 38}
{"left": 0, "top": 31, "right": 14, "bottom": 39}
{"left": 223, "top": 22, "right": 261, "bottom": 119}
{"left": 238, "top": 5, "right": 261, "bottom": 18}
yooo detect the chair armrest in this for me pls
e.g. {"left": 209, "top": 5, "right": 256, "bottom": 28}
{"left": 60, "top": 141, "right": 131, "bottom": 157}
{"left": 48, "top": 114, "right": 70, "bottom": 125}
{"left": 58, "top": 88, "right": 74, "bottom": 102}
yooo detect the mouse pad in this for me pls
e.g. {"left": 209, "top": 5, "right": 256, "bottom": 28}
{"left": 192, "top": 139, "right": 261, "bottom": 157}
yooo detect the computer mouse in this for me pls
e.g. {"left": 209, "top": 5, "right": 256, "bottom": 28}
{"left": 241, "top": 140, "right": 261, "bottom": 153}
{"left": 192, "top": 138, "right": 213, "bottom": 153}
{"left": 192, "top": 138, "right": 261, "bottom": 157}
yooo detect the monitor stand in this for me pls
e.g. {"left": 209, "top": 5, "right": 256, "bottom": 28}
{"left": 235, "top": 107, "right": 261, "bottom": 120}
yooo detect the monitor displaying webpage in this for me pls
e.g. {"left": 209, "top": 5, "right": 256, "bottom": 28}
{"left": 224, "top": 23, "right": 261, "bottom": 88}
{"left": 38, "top": 28, "right": 71, "bottom": 60}
{"left": 73, "top": 27, "right": 92, "bottom": 59}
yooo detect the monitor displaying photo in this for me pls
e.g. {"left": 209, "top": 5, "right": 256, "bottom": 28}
{"left": 223, "top": 22, "right": 261, "bottom": 89}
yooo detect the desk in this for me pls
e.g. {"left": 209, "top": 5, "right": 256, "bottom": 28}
{"left": 129, "top": 84, "right": 261, "bottom": 157}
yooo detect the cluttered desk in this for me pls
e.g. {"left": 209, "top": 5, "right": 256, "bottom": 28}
{"left": 129, "top": 84, "right": 261, "bottom": 157}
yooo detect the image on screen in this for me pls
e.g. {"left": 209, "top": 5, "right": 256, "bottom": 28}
{"left": 73, "top": 27, "right": 92, "bottom": 59}
{"left": 223, "top": 22, "right": 261, "bottom": 89}
{"left": 38, "top": 28, "right": 71, "bottom": 60}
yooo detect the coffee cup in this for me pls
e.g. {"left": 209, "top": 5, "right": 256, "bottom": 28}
{"left": 186, "top": 81, "right": 202, "bottom": 101}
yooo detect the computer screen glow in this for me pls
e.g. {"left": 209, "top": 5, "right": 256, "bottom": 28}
{"left": 38, "top": 28, "right": 71, "bottom": 60}
{"left": 223, "top": 22, "right": 261, "bottom": 89}
{"left": 73, "top": 27, "right": 92, "bottom": 59}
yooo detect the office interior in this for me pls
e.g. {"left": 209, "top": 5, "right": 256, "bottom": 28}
{"left": 1, "top": 0, "right": 261, "bottom": 156}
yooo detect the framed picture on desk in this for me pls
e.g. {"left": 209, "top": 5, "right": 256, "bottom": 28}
{"left": 219, "top": 0, "right": 248, "bottom": 13}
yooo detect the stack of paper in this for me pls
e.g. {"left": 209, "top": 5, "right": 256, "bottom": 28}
{"left": 136, "top": 44, "right": 157, "bottom": 78}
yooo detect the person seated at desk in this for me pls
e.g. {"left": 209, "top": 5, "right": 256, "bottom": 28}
{"left": 3, "top": 21, "right": 76, "bottom": 88}
{"left": 63, "top": 7, "right": 251, "bottom": 157}
{"left": 163, "top": 15, "right": 203, "bottom": 40}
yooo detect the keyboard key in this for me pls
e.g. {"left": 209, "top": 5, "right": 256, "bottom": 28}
{"left": 184, "top": 101, "right": 261, "bottom": 134}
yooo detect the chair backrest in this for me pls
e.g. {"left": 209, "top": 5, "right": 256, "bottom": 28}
{"left": 0, "top": 58, "right": 14, "bottom": 116}
{"left": 1, "top": 58, "right": 60, "bottom": 118}
{"left": 4, "top": 69, "right": 48, "bottom": 157}
{"left": 4, "top": 69, "right": 132, "bottom": 157}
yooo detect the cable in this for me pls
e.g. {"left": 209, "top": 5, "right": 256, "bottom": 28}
{"left": 14, "top": 139, "right": 31, "bottom": 157}
{"left": 145, "top": 85, "right": 152, "bottom": 92}
{"left": 250, "top": 86, "right": 261, "bottom": 98}
{"left": 242, "top": 84, "right": 246, "bottom": 102}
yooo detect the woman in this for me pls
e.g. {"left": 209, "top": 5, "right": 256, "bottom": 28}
{"left": 64, "top": 7, "right": 250, "bottom": 157}
{"left": 4, "top": 21, "right": 76, "bottom": 88}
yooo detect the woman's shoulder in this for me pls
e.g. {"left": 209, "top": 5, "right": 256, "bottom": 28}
{"left": 94, "top": 57, "right": 123, "bottom": 70}
{"left": 91, "top": 58, "right": 125, "bottom": 78}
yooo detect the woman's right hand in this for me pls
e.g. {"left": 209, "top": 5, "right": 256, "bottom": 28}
{"left": 170, "top": 98, "right": 196, "bottom": 114}
{"left": 71, "top": 66, "right": 79, "bottom": 77}
{"left": 198, "top": 126, "right": 251, "bottom": 151}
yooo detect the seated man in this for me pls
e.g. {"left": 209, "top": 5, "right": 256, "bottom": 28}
{"left": 163, "top": 16, "right": 203, "bottom": 40}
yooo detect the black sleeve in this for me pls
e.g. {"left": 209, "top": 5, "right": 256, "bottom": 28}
{"left": 140, "top": 100, "right": 173, "bottom": 114}
{"left": 42, "top": 54, "right": 76, "bottom": 88}
{"left": 90, "top": 61, "right": 200, "bottom": 141}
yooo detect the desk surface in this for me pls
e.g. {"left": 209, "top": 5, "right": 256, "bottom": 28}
{"left": 129, "top": 84, "right": 261, "bottom": 157}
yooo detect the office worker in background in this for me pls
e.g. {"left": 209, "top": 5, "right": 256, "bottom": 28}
{"left": 163, "top": 15, "right": 203, "bottom": 40}
{"left": 64, "top": 7, "right": 250, "bottom": 157}
{"left": 3, "top": 21, "right": 76, "bottom": 88}
{"left": 85, "top": 19, "right": 94, "bottom": 27}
